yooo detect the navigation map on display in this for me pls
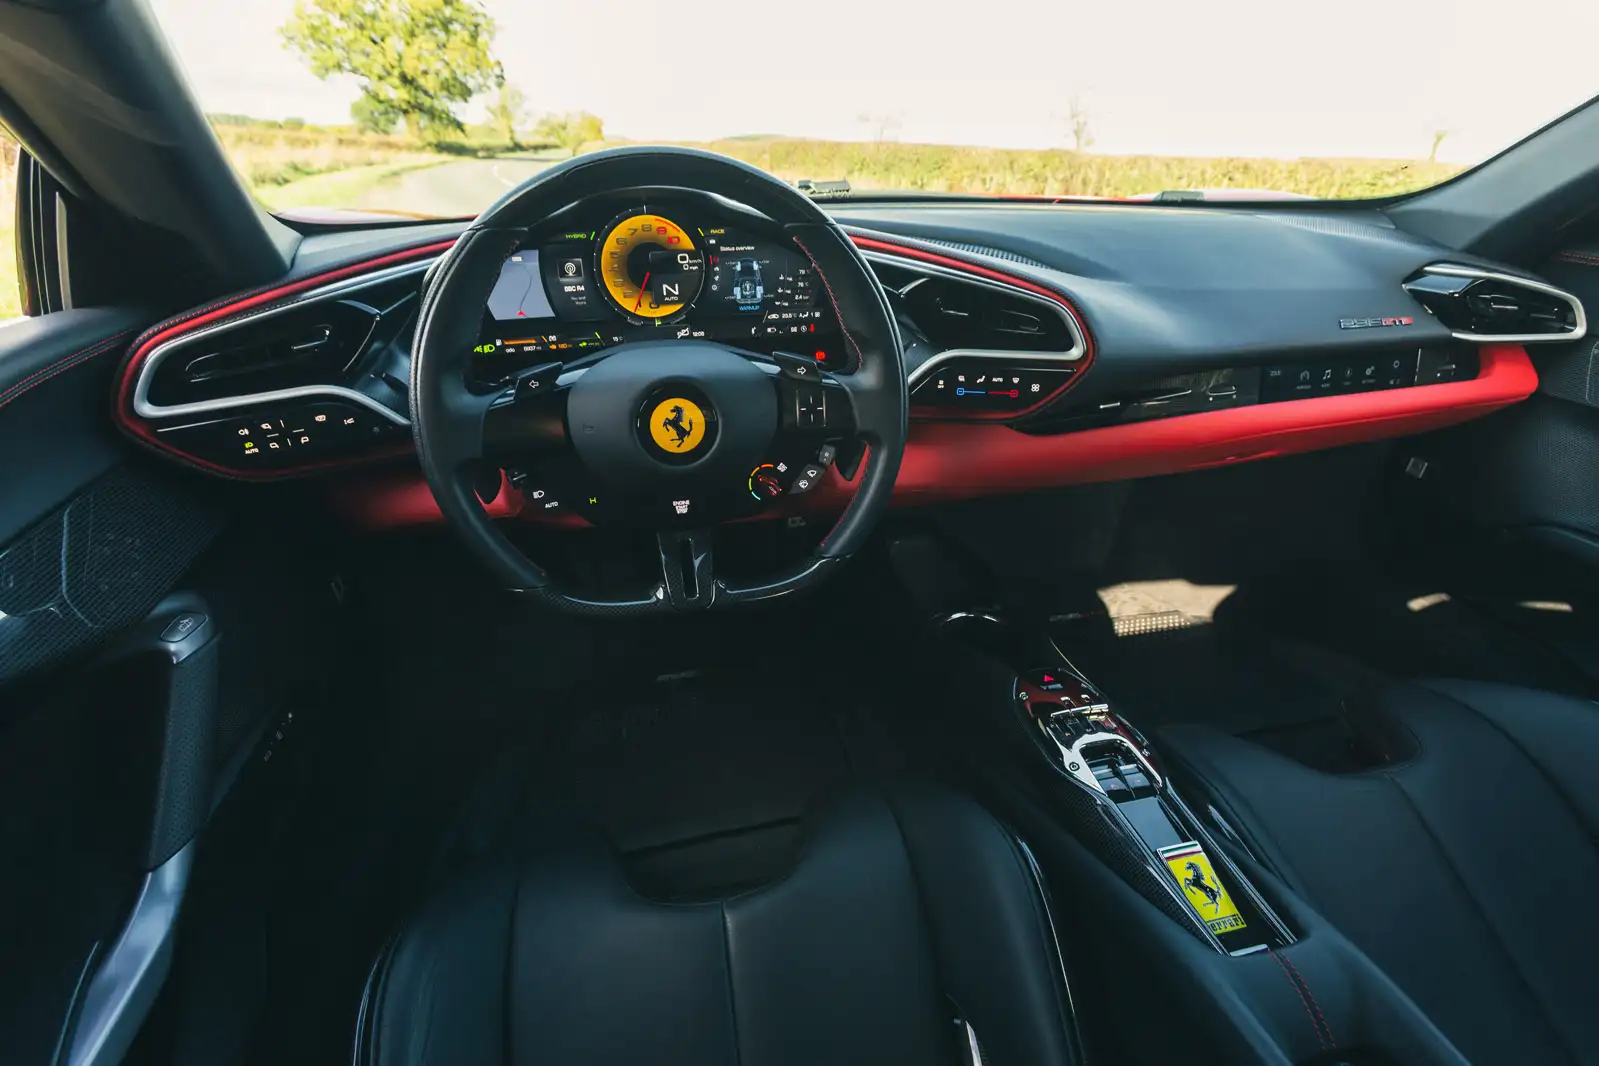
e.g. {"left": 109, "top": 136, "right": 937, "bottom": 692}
{"left": 487, "top": 252, "right": 555, "bottom": 320}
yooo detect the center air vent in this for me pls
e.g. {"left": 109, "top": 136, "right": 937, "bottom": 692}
{"left": 1403, "top": 265, "right": 1585, "bottom": 343}
{"left": 866, "top": 256, "right": 1082, "bottom": 357}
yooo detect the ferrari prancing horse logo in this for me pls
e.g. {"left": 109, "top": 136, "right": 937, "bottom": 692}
{"left": 1158, "top": 841, "right": 1248, "bottom": 935}
{"left": 648, "top": 397, "right": 708, "bottom": 454}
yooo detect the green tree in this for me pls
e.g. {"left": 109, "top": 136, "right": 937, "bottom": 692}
{"left": 535, "top": 111, "right": 604, "bottom": 156}
{"left": 281, "top": 0, "right": 503, "bottom": 140}
{"left": 487, "top": 84, "right": 528, "bottom": 148}
{"left": 1429, "top": 129, "right": 1450, "bottom": 163}
{"left": 350, "top": 94, "right": 401, "bottom": 135}
{"left": 1067, "top": 96, "right": 1094, "bottom": 152}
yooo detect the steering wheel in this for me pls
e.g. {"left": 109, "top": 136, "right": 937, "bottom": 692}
{"left": 410, "top": 147, "right": 906, "bottom": 614}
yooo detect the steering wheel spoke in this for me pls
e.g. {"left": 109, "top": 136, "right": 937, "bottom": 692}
{"left": 482, "top": 362, "right": 572, "bottom": 464}
{"left": 773, "top": 368, "right": 858, "bottom": 439}
{"left": 657, "top": 530, "right": 716, "bottom": 609}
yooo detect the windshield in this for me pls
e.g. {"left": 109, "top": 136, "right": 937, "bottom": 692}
{"left": 149, "top": 0, "right": 1598, "bottom": 218}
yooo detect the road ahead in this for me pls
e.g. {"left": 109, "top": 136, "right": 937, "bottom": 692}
{"left": 348, "top": 156, "right": 561, "bottom": 217}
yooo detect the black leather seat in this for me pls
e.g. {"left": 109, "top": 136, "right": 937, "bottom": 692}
{"left": 1159, "top": 680, "right": 1599, "bottom": 1066}
{"left": 354, "top": 783, "right": 1080, "bottom": 1066}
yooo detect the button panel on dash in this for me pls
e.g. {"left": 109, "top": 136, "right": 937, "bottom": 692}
{"left": 911, "top": 360, "right": 1076, "bottom": 416}
{"left": 157, "top": 400, "right": 408, "bottom": 472}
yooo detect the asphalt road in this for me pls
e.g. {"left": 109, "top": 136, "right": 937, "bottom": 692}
{"left": 350, "top": 155, "right": 562, "bottom": 217}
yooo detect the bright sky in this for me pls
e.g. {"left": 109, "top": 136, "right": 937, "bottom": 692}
{"left": 150, "top": 0, "right": 1597, "bottom": 164}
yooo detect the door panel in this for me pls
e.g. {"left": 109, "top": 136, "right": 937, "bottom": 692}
{"left": 0, "top": 309, "right": 150, "bottom": 544}
{"left": 0, "top": 308, "right": 235, "bottom": 1066}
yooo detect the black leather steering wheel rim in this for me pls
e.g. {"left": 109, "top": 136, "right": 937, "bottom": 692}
{"left": 410, "top": 146, "right": 906, "bottom": 613}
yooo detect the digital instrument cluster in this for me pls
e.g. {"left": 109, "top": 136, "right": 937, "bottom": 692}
{"left": 472, "top": 201, "right": 846, "bottom": 380}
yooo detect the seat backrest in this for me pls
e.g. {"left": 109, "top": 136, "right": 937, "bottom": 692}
{"left": 1161, "top": 681, "right": 1599, "bottom": 1066}
{"left": 355, "top": 783, "right": 1082, "bottom": 1066}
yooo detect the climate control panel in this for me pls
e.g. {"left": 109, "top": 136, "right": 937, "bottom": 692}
{"left": 910, "top": 358, "right": 1079, "bottom": 418}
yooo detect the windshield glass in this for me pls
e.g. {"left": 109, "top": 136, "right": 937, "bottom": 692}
{"left": 149, "top": 0, "right": 1598, "bottom": 218}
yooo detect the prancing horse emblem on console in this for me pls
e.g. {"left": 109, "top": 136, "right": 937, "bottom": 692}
{"left": 1182, "top": 861, "right": 1224, "bottom": 912}
{"left": 648, "top": 397, "right": 708, "bottom": 454}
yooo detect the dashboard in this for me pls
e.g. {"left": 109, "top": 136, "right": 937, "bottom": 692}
{"left": 470, "top": 193, "right": 853, "bottom": 384}
{"left": 109, "top": 189, "right": 1583, "bottom": 527}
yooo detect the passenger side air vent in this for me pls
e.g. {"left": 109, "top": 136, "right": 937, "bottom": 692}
{"left": 1403, "top": 265, "right": 1585, "bottom": 343}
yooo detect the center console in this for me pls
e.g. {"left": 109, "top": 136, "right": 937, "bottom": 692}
{"left": 1011, "top": 663, "right": 1293, "bottom": 956}
{"left": 937, "top": 610, "right": 1293, "bottom": 958}
{"left": 925, "top": 606, "right": 1473, "bottom": 1065}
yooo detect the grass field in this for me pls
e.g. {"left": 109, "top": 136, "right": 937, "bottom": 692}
{"left": 0, "top": 120, "right": 1469, "bottom": 322}
{"left": 252, "top": 158, "right": 452, "bottom": 212}
{"left": 686, "top": 138, "right": 1465, "bottom": 199}
{"left": 211, "top": 120, "right": 448, "bottom": 188}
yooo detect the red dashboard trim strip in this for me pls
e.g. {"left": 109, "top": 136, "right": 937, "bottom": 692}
{"left": 340, "top": 345, "right": 1536, "bottom": 531}
{"left": 883, "top": 343, "right": 1537, "bottom": 503}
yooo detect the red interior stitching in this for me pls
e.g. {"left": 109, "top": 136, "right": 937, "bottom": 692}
{"left": 790, "top": 234, "right": 865, "bottom": 368}
{"left": 0, "top": 331, "right": 133, "bottom": 407}
{"left": 1280, "top": 951, "right": 1337, "bottom": 1049}
{"left": 1269, "top": 948, "right": 1328, "bottom": 1051}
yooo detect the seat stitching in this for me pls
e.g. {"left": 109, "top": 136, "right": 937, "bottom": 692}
{"left": 879, "top": 790, "right": 946, "bottom": 951}
{"left": 958, "top": 794, "right": 1082, "bottom": 1062}
{"left": 1385, "top": 771, "right": 1580, "bottom": 1064}
{"left": 1268, "top": 948, "right": 1327, "bottom": 1051}
{"left": 1420, "top": 682, "right": 1599, "bottom": 850}
{"left": 501, "top": 861, "right": 523, "bottom": 1066}
{"left": 1002, "top": 833, "right": 1084, "bottom": 1062}
{"left": 350, "top": 934, "right": 394, "bottom": 1066}
{"left": 1278, "top": 950, "right": 1337, "bottom": 1048}
{"left": 1158, "top": 739, "right": 1311, "bottom": 897}
{"left": 720, "top": 901, "right": 744, "bottom": 1066}
{"left": 879, "top": 788, "right": 966, "bottom": 1054}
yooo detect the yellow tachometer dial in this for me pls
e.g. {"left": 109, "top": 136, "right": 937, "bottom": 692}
{"left": 596, "top": 212, "right": 706, "bottom": 321}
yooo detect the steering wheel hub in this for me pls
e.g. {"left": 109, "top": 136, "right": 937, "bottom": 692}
{"left": 640, "top": 389, "right": 715, "bottom": 462}
{"left": 563, "top": 342, "right": 774, "bottom": 492}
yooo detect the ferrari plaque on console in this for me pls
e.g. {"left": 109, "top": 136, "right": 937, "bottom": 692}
{"left": 1159, "top": 842, "right": 1248, "bottom": 935}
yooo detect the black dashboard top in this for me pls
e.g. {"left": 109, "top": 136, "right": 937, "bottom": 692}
{"left": 834, "top": 203, "right": 1495, "bottom": 396}
{"left": 114, "top": 188, "right": 1576, "bottom": 482}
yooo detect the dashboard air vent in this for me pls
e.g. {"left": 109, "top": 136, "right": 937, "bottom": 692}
{"left": 867, "top": 257, "right": 1080, "bottom": 356}
{"left": 137, "top": 264, "right": 425, "bottom": 415}
{"left": 145, "top": 299, "right": 381, "bottom": 407}
{"left": 1403, "top": 265, "right": 1585, "bottom": 343}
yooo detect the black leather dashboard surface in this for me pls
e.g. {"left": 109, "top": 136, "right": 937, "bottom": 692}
{"left": 282, "top": 200, "right": 1529, "bottom": 408}
{"left": 834, "top": 203, "right": 1510, "bottom": 398}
